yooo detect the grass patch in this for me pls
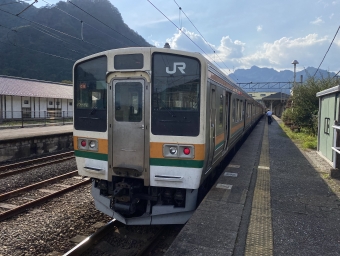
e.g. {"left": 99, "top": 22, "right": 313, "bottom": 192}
{"left": 279, "top": 123, "right": 317, "bottom": 149}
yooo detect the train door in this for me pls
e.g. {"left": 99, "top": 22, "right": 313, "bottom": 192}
{"left": 224, "top": 92, "right": 230, "bottom": 151}
{"left": 208, "top": 85, "right": 216, "bottom": 166}
{"left": 243, "top": 100, "right": 247, "bottom": 130}
{"left": 111, "top": 79, "right": 145, "bottom": 173}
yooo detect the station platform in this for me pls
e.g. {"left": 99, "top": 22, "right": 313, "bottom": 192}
{"left": 166, "top": 116, "right": 340, "bottom": 256}
{"left": 0, "top": 125, "right": 73, "bottom": 141}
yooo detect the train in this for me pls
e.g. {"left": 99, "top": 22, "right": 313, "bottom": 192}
{"left": 73, "top": 45, "right": 264, "bottom": 225}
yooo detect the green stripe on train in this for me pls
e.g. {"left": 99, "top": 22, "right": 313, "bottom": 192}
{"left": 215, "top": 141, "right": 224, "bottom": 150}
{"left": 75, "top": 150, "right": 108, "bottom": 161}
{"left": 150, "top": 158, "right": 204, "bottom": 168}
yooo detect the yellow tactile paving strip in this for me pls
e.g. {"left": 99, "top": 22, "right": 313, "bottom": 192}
{"left": 245, "top": 122, "right": 273, "bottom": 256}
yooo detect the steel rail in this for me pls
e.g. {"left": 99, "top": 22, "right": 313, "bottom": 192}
{"left": 0, "top": 151, "right": 74, "bottom": 171}
{"left": 63, "top": 219, "right": 117, "bottom": 256}
{"left": 0, "top": 153, "right": 75, "bottom": 179}
{"left": 0, "top": 178, "right": 90, "bottom": 222}
{"left": 0, "top": 170, "right": 78, "bottom": 201}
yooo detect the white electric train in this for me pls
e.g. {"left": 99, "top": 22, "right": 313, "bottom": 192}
{"left": 73, "top": 45, "right": 263, "bottom": 225}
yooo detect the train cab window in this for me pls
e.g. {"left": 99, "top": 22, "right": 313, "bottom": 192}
{"left": 74, "top": 55, "right": 107, "bottom": 132}
{"left": 114, "top": 82, "right": 142, "bottom": 122}
{"left": 151, "top": 53, "right": 201, "bottom": 136}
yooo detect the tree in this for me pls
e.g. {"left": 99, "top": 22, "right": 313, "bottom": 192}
{"left": 285, "top": 74, "right": 338, "bottom": 135}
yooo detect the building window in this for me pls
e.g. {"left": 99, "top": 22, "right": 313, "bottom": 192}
{"left": 24, "top": 100, "right": 29, "bottom": 104}
{"left": 69, "top": 102, "right": 73, "bottom": 106}
{"left": 56, "top": 102, "right": 60, "bottom": 105}
{"left": 324, "top": 118, "right": 330, "bottom": 134}
{"left": 49, "top": 101, "right": 53, "bottom": 105}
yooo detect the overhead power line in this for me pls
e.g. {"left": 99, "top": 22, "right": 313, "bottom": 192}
{"left": 173, "top": 0, "right": 232, "bottom": 74}
{"left": 41, "top": 0, "right": 128, "bottom": 47}
{"left": 0, "top": 38, "right": 76, "bottom": 61}
{"left": 0, "top": 7, "right": 107, "bottom": 52}
{"left": 147, "top": 1, "right": 221, "bottom": 69}
{"left": 16, "top": 0, "right": 37, "bottom": 16}
{"left": 67, "top": 0, "right": 140, "bottom": 47}
{"left": 313, "top": 25, "right": 340, "bottom": 77}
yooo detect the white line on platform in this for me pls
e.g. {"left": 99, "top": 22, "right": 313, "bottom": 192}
{"left": 228, "top": 164, "right": 240, "bottom": 168}
{"left": 258, "top": 166, "right": 270, "bottom": 170}
{"left": 216, "top": 183, "right": 233, "bottom": 189}
{"left": 224, "top": 172, "right": 238, "bottom": 177}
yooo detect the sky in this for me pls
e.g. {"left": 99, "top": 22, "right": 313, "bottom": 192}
{"left": 34, "top": 0, "right": 340, "bottom": 74}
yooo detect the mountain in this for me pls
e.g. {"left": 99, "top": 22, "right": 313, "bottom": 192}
{"left": 229, "top": 66, "right": 337, "bottom": 93}
{"left": 0, "top": 0, "right": 151, "bottom": 82}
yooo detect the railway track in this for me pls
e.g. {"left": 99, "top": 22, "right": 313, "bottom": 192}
{"left": 0, "top": 151, "right": 75, "bottom": 178}
{"left": 64, "top": 220, "right": 171, "bottom": 256}
{"left": 0, "top": 170, "right": 90, "bottom": 221}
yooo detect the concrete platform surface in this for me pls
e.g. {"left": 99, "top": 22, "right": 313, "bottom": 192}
{"left": 166, "top": 116, "right": 340, "bottom": 256}
{"left": 0, "top": 125, "right": 73, "bottom": 140}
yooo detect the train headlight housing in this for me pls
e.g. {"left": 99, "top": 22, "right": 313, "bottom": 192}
{"left": 163, "top": 144, "right": 194, "bottom": 159}
{"left": 78, "top": 138, "right": 98, "bottom": 151}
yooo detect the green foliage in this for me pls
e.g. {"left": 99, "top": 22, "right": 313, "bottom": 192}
{"left": 280, "top": 124, "right": 317, "bottom": 149}
{"left": 289, "top": 75, "right": 338, "bottom": 135}
{"left": 281, "top": 108, "right": 293, "bottom": 123}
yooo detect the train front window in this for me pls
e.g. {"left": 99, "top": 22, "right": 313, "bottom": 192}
{"left": 74, "top": 56, "right": 107, "bottom": 132}
{"left": 151, "top": 53, "right": 200, "bottom": 136}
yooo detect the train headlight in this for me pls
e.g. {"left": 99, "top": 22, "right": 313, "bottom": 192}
{"left": 89, "top": 140, "right": 96, "bottom": 148}
{"left": 169, "top": 147, "right": 177, "bottom": 155}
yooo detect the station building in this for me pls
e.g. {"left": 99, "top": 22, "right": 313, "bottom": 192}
{"left": 0, "top": 75, "right": 73, "bottom": 123}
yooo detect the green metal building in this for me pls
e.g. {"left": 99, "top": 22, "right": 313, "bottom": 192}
{"left": 316, "top": 85, "right": 340, "bottom": 167}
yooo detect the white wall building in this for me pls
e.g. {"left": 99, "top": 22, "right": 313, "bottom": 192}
{"left": 0, "top": 75, "right": 73, "bottom": 121}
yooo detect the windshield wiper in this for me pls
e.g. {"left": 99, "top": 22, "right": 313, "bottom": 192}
{"left": 90, "top": 107, "right": 97, "bottom": 115}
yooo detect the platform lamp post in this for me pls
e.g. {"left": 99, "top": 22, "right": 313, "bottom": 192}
{"left": 291, "top": 60, "right": 299, "bottom": 94}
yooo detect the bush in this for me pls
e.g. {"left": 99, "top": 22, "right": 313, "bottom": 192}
{"left": 289, "top": 74, "right": 337, "bottom": 135}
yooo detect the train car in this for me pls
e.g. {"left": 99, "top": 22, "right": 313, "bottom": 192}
{"left": 73, "top": 46, "right": 263, "bottom": 225}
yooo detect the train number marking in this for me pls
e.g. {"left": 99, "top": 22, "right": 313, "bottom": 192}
{"left": 224, "top": 172, "right": 238, "bottom": 177}
{"left": 166, "top": 62, "right": 186, "bottom": 74}
{"left": 216, "top": 183, "right": 233, "bottom": 190}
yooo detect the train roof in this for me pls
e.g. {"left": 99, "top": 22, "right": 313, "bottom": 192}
{"left": 74, "top": 47, "right": 258, "bottom": 103}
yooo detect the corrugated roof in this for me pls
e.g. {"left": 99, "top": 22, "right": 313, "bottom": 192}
{"left": 0, "top": 75, "right": 72, "bottom": 99}
{"left": 262, "top": 92, "right": 290, "bottom": 100}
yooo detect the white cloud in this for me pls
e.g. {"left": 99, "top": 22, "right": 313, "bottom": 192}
{"left": 236, "top": 34, "right": 337, "bottom": 70}
{"left": 166, "top": 29, "right": 340, "bottom": 72}
{"left": 310, "top": 17, "right": 324, "bottom": 25}
{"left": 257, "top": 25, "right": 263, "bottom": 32}
{"left": 167, "top": 28, "right": 245, "bottom": 63}
{"left": 330, "top": 13, "right": 334, "bottom": 19}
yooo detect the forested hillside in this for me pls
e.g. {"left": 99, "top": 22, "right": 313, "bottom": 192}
{"left": 0, "top": 0, "right": 151, "bottom": 82}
